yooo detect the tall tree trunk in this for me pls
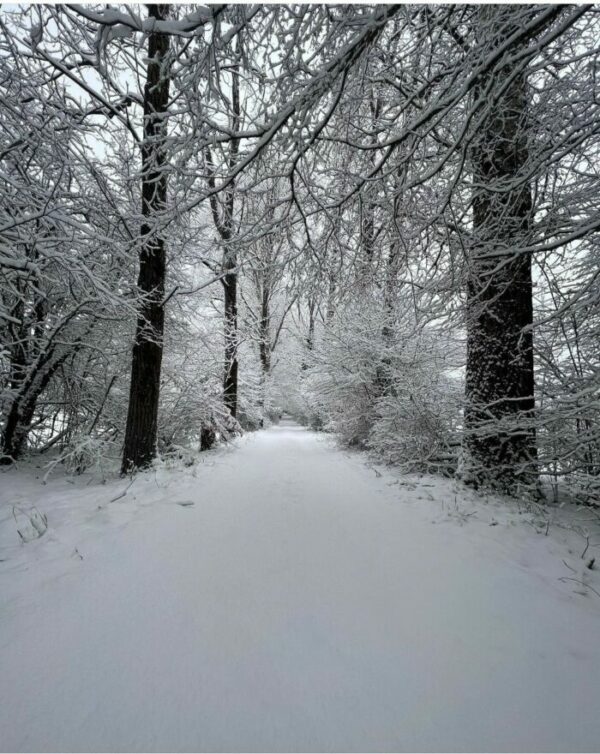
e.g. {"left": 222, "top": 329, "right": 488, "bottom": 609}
{"left": 205, "top": 35, "right": 242, "bottom": 420}
{"left": 223, "top": 245, "right": 239, "bottom": 418}
{"left": 301, "top": 297, "right": 316, "bottom": 372}
{"left": 375, "top": 164, "right": 404, "bottom": 398}
{"left": 359, "top": 195, "right": 375, "bottom": 285}
{"left": 307, "top": 297, "right": 316, "bottom": 352}
{"left": 462, "top": 6, "right": 537, "bottom": 493}
{"left": 258, "top": 283, "right": 271, "bottom": 375}
{"left": 374, "top": 238, "right": 401, "bottom": 397}
{"left": 358, "top": 90, "right": 380, "bottom": 286}
{"left": 121, "top": 4, "right": 170, "bottom": 473}
{"left": 256, "top": 281, "right": 271, "bottom": 418}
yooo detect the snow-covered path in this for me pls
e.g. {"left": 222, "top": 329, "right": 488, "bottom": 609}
{"left": 1, "top": 423, "right": 600, "bottom": 752}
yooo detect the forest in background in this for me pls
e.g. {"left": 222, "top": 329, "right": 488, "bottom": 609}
{"left": 1, "top": 3, "right": 599, "bottom": 502}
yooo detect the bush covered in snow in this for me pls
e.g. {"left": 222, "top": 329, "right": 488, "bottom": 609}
{"left": 300, "top": 299, "right": 462, "bottom": 472}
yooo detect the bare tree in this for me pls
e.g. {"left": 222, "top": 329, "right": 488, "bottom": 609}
{"left": 121, "top": 4, "right": 172, "bottom": 471}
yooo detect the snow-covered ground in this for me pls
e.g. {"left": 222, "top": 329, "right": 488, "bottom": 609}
{"left": 1, "top": 421, "right": 599, "bottom": 752}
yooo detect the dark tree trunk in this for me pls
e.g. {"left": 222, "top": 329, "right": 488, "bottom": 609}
{"left": 223, "top": 247, "right": 239, "bottom": 418}
{"left": 375, "top": 163, "right": 405, "bottom": 398}
{"left": 256, "top": 282, "right": 271, "bottom": 417}
{"left": 2, "top": 393, "right": 38, "bottom": 462}
{"left": 307, "top": 298, "right": 316, "bottom": 352}
{"left": 1, "top": 278, "right": 73, "bottom": 464}
{"left": 258, "top": 284, "right": 271, "bottom": 375}
{"left": 205, "top": 37, "right": 242, "bottom": 421}
{"left": 200, "top": 423, "right": 216, "bottom": 451}
{"left": 463, "top": 6, "right": 537, "bottom": 492}
{"left": 1, "top": 350, "right": 68, "bottom": 463}
{"left": 374, "top": 239, "right": 401, "bottom": 397}
{"left": 301, "top": 297, "right": 316, "bottom": 372}
{"left": 359, "top": 195, "right": 375, "bottom": 284}
{"left": 359, "top": 91, "right": 380, "bottom": 286}
{"left": 1, "top": 308, "right": 27, "bottom": 462}
{"left": 121, "top": 4, "right": 171, "bottom": 473}
{"left": 0, "top": 251, "right": 49, "bottom": 463}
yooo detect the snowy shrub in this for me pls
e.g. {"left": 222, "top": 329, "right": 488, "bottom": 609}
{"left": 368, "top": 380, "right": 461, "bottom": 474}
{"left": 306, "top": 298, "right": 463, "bottom": 469}
{"left": 158, "top": 318, "right": 242, "bottom": 452}
{"left": 42, "top": 433, "right": 115, "bottom": 481}
{"left": 288, "top": 369, "right": 330, "bottom": 432}
{"left": 236, "top": 394, "right": 264, "bottom": 432}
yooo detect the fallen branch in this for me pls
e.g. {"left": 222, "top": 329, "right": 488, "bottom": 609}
{"left": 109, "top": 477, "right": 135, "bottom": 503}
{"left": 558, "top": 577, "right": 600, "bottom": 599}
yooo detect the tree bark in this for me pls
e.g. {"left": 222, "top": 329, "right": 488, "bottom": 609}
{"left": 223, "top": 246, "right": 239, "bottom": 418}
{"left": 258, "top": 283, "right": 271, "bottom": 375}
{"left": 121, "top": 4, "right": 171, "bottom": 473}
{"left": 2, "top": 389, "right": 43, "bottom": 462}
{"left": 463, "top": 6, "right": 537, "bottom": 492}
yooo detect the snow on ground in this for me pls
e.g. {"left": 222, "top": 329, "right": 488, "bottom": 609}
{"left": 1, "top": 421, "right": 599, "bottom": 753}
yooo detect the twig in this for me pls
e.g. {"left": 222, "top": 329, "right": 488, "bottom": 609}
{"left": 88, "top": 375, "right": 117, "bottom": 434}
{"left": 581, "top": 535, "right": 590, "bottom": 560}
{"left": 109, "top": 477, "right": 135, "bottom": 503}
{"left": 558, "top": 577, "right": 600, "bottom": 599}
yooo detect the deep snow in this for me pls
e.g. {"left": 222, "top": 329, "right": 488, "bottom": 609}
{"left": 1, "top": 422, "right": 599, "bottom": 752}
